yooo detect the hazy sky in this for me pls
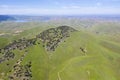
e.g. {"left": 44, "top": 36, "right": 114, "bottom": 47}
{"left": 0, "top": 0, "right": 120, "bottom": 15}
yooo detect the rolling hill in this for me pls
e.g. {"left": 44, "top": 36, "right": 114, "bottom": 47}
{"left": 0, "top": 25, "right": 120, "bottom": 80}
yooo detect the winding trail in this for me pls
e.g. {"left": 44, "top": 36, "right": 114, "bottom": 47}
{"left": 57, "top": 61, "right": 71, "bottom": 80}
{"left": 56, "top": 54, "right": 89, "bottom": 80}
{"left": 87, "top": 70, "right": 90, "bottom": 80}
{"left": 57, "top": 72, "right": 61, "bottom": 80}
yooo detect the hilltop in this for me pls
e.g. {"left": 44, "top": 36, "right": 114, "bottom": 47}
{"left": 0, "top": 24, "right": 120, "bottom": 80}
{"left": 0, "top": 26, "right": 77, "bottom": 80}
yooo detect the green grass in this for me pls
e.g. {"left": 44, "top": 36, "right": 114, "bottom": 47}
{"left": 0, "top": 23, "right": 120, "bottom": 80}
{"left": 0, "top": 37, "right": 9, "bottom": 48}
{"left": 47, "top": 31, "right": 120, "bottom": 80}
{"left": 1, "top": 31, "right": 120, "bottom": 80}
{"left": 21, "top": 42, "right": 49, "bottom": 80}
{"left": 90, "top": 22, "right": 120, "bottom": 43}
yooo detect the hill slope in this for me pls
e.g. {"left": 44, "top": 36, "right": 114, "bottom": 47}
{"left": 0, "top": 26, "right": 120, "bottom": 80}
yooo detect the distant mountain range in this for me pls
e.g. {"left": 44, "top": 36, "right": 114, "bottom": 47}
{"left": 0, "top": 15, "right": 16, "bottom": 22}
{"left": 0, "top": 15, "right": 52, "bottom": 22}
{"left": 0, "top": 15, "right": 120, "bottom": 22}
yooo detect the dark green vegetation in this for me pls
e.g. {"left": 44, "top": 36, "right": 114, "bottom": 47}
{"left": 0, "top": 18, "right": 120, "bottom": 80}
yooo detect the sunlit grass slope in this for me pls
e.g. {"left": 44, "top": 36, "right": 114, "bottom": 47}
{"left": 49, "top": 31, "right": 120, "bottom": 80}
{"left": 0, "top": 26, "right": 120, "bottom": 80}
{"left": 20, "top": 31, "right": 120, "bottom": 80}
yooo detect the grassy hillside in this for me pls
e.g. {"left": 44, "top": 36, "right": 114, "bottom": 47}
{"left": 49, "top": 31, "right": 120, "bottom": 80}
{"left": 0, "top": 25, "right": 120, "bottom": 80}
{"left": 90, "top": 22, "right": 120, "bottom": 43}
{"left": 0, "top": 37, "right": 10, "bottom": 48}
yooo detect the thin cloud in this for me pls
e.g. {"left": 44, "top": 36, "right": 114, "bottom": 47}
{"left": 96, "top": 2, "right": 102, "bottom": 6}
{"left": 0, "top": 5, "right": 120, "bottom": 15}
{"left": 0, "top": 5, "right": 9, "bottom": 8}
{"left": 62, "top": 6, "right": 81, "bottom": 9}
{"left": 54, "top": 1, "right": 59, "bottom": 5}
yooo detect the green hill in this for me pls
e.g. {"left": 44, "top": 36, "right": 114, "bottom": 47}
{"left": 0, "top": 26, "right": 120, "bottom": 80}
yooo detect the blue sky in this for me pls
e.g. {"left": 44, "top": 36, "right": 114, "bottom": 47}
{"left": 0, "top": 0, "right": 120, "bottom": 15}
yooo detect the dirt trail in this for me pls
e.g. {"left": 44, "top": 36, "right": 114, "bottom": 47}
{"left": 57, "top": 72, "right": 61, "bottom": 80}
{"left": 87, "top": 70, "right": 90, "bottom": 80}
{"left": 57, "top": 61, "right": 71, "bottom": 80}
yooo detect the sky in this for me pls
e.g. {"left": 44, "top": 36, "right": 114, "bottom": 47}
{"left": 0, "top": 0, "right": 120, "bottom": 15}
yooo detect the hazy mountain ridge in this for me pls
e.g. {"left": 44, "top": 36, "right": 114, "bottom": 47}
{"left": 0, "top": 15, "right": 16, "bottom": 22}
{"left": 1, "top": 15, "right": 120, "bottom": 22}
